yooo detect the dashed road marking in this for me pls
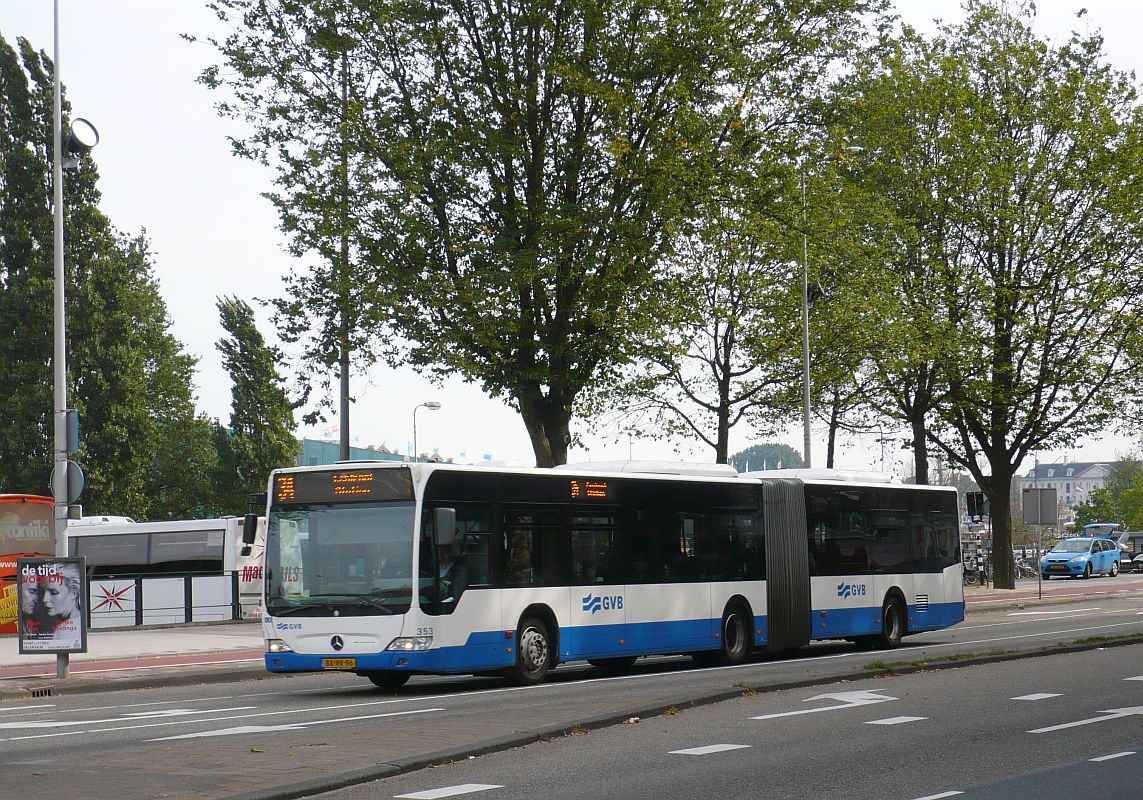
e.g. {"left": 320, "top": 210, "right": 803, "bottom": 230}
{"left": 1012, "top": 693, "right": 1061, "bottom": 700}
{"left": 669, "top": 744, "right": 751, "bottom": 755}
{"left": 909, "top": 792, "right": 963, "bottom": 800}
{"left": 865, "top": 716, "right": 926, "bottom": 725}
{"left": 1090, "top": 751, "right": 1134, "bottom": 762}
{"left": 395, "top": 784, "right": 504, "bottom": 799}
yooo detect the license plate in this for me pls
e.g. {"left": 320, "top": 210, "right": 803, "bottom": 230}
{"left": 322, "top": 658, "right": 356, "bottom": 669}
{"left": 1048, "top": 565, "right": 1067, "bottom": 571}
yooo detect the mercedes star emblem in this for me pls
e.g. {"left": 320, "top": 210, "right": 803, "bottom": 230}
{"left": 330, "top": 635, "right": 344, "bottom": 651}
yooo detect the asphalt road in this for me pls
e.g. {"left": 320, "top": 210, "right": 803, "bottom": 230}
{"left": 1, "top": 596, "right": 1141, "bottom": 800}
{"left": 335, "top": 644, "right": 1143, "bottom": 800}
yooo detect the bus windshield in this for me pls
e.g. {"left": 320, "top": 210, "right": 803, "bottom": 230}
{"left": 265, "top": 502, "right": 416, "bottom": 617}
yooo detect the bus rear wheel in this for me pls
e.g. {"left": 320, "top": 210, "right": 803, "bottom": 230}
{"left": 718, "top": 605, "right": 752, "bottom": 665}
{"left": 366, "top": 671, "right": 410, "bottom": 689}
{"left": 870, "top": 597, "right": 905, "bottom": 649}
{"left": 507, "top": 617, "right": 551, "bottom": 685}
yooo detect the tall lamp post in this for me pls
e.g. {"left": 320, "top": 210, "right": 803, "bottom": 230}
{"left": 412, "top": 401, "right": 441, "bottom": 461}
{"left": 52, "top": 0, "right": 99, "bottom": 679}
{"left": 800, "top": 166, "right": 812, "bottom": 469}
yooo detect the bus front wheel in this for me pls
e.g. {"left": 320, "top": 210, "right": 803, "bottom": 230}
{"left": 507, "top": 617, "right": 551, "bottom": 685}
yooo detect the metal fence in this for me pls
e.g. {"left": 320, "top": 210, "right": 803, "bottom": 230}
{"left": 87, "top": 571, "right": 244, "bottom": 628}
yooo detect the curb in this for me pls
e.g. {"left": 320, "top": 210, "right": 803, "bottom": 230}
{"left": 0, "top": 660, "right": 274, "bottom": 701}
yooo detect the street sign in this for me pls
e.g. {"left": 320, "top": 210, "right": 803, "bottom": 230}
{"left": 1022, "top": 487, "right": 1057, "bottom": 526}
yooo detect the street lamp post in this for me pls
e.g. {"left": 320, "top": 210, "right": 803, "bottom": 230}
{"left": 800, "top": 166, "right": 812, "bottom": 469}
{"left": 51, "top": 1, "right": 99, "bottom": 679}
{"left": 413, "top": 401, "right": 441, "bottom": 461}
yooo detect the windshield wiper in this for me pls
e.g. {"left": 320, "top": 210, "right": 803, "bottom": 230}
{"left": 304, "top": 593, "right": 398, "bottom": 615}
{"left": 349, "top": 596, "right": 396, "bottom": 615}
{"left": 267, "top": 603, "right": 323, "bottom": 616}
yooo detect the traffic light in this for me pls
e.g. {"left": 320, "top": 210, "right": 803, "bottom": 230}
{"left": 966, "top": 491, "right": 984, "bottom": 520}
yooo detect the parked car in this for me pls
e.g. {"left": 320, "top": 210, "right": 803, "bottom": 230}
{"left": 1132, "top": 552, "right": 1143, "bottom": 574}
{"left": 1040, "top": 536, "right": 1121, "bottom": 579}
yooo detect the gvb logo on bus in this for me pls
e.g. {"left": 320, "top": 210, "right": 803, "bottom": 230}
{"left": 836, "top": 582, "right": 868, "bottom": 599}
{"left": 581, "top": 593, "right": 623, "bottom": 614}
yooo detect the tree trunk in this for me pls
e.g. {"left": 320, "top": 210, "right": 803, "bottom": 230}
{"left": 517, "top": 389, "right": 572, "bottom": 467}
{"left": 911, "top": 415, "right": 929, "bottom": 485}
{"left": 979, "top": 468, "right": 1015, "bottom": 589}
{"left": 826, "top": 392, "right": 841, "bottom": 469}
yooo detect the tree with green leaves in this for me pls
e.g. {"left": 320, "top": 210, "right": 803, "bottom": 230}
{"left": 198, "top": 0, "right": 885, "bottom": 467}
{"left": 582, "top": 204, "right": 804, "bottom": 464}
{"left": 729, "top": 443, "right": 804, "bottom": 473}
{"left": 193, "top": 8, "right": 384, "bottom": 457}
{"left": 212, "top": 296, "right": 298, "bottom": 514}
{"left": 839, "top": 1, "right": 1143, "bottom": 588}
{"left": 0, "top": 33, "right": 212, "bottom": 519}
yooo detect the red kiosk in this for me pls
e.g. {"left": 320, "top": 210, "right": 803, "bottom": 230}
{"left": 0, "top": 495, "right": 55, "bottom": 634}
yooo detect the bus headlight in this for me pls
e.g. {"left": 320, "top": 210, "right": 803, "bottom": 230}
{"left": 387, "top": 636, "right": 433, "bottom": 651}
{"left": 266, "top": 638, "right": 294, "bottom": 653}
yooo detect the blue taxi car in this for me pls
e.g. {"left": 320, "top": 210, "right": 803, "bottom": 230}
{"left": 1040, "top": 536, "right": 1121, "bottom": 579}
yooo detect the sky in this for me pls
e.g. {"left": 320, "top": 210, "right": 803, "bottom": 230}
{"left": 1, "top": 1, "right": 1139, "bottom": 476}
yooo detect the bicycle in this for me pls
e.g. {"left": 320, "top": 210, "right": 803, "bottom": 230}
{"left": 963, "top": 563, "right": 981, "bottom": 586}
{"left": 1014, "top": 558, "right": 1038, "bottom": 579}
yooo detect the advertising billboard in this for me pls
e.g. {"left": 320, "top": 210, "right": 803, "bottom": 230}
{"left": 17, "top": 557, "right": 87, "bottom": 653}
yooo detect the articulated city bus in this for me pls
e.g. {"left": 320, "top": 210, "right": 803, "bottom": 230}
{"left": 256, "top": 461, "right": 963, "bottom": 687}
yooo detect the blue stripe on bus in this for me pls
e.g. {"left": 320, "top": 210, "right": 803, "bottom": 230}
{"left": 265, "top": 602, "right": 963, "bottom": 674}
{"left": 809, "top": 601, "right": 964, "bottom": 638}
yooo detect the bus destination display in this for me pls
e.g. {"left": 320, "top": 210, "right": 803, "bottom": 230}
{"left": 273, "top": 468, "right": 414, "bottom": 504}
{"left": 569, "top": 479, "right": 608, "bottom": 499}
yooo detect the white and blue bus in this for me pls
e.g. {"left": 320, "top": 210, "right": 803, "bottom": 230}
{"left": 255, "top": 461, "right": 963, "bottom": 687}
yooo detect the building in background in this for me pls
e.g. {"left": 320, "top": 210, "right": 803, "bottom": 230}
{"left": 1019, "top": 461, "right": 1113, "bottom": 526}
{"left": 297, "top": 438, "right": 409, "bottom": 467}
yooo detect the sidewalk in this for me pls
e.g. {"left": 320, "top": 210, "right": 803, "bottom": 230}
{"left": 0, "top": 620, "right": 266, "bottom": 700}
{"left": 2, "top": 576, "right": 1140, "bottom": 701}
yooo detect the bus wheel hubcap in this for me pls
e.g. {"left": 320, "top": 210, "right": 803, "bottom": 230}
{"left": 521, "top": 628, "right": 547, "bottom": 670}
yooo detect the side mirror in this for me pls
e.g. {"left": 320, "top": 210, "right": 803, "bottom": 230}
{"left": 433, "top": 507, "right": 457, "bottom": 549}
{"left": 241, "top": 514, "right": 259, "bottom": 556}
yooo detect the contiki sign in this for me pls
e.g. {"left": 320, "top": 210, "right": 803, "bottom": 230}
{"left": 0, "top": 495, "right": 55, "bottom": 634}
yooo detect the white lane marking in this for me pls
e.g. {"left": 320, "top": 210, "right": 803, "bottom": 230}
{"left": 7, "top": 656, "right": 263, "bottom": 680}
{"left": 1028, "top": 706, "right": 1143, "bottom": 734}
{"left": 1090, "top": 751, "right": 1135, "bottom": 762}
{"left": 751, "top": 690, "right": 895, "bottom": 720}
{"left": 395, "top": 785, "right": 504, "bottom": 799}
{"left": 909, "top": 792, "right": 963, "bottom": 800}
{"left": 0, "top": 706, "right": 256, "bottom": 730}
{"left": 1012, "top": 693, "right": 1061, "bottom": 701}
{"left": 1126, "top": 675, "right": 1143, "bottom": 682}
{"left": 156, "top": 724, "right": 307, "bottom": 737}
{"left": 0, "top": 697, "right": 445, "bottom": 742}
{"left": 1006, "top": 608, "right": 1100, "bottom": 616}
{"left": 866, "top": 716, "right": 926, "bottom": 725}
{"left": 122, "top": 708, "right": 236, "bottom": 718}
{"left": 5, "top": 705, "right": 56, "bottom": 715}
{"left": 150, "top": 707, "right": 443, "bottom": 741}
{"left": 670, "top": 744, "right": 752, "bottom": 755}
